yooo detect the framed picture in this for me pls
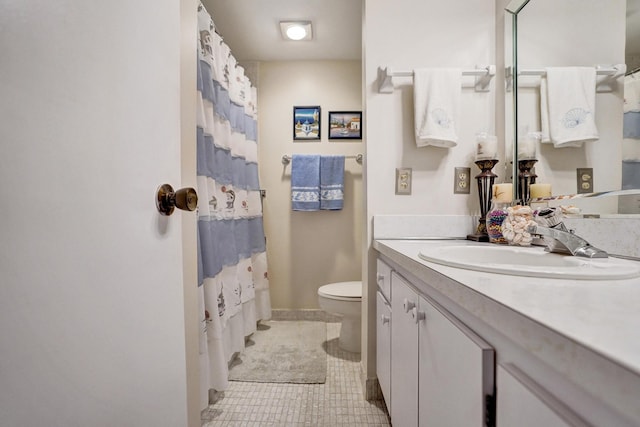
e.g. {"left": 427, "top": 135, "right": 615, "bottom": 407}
{"left": 293, "top": 106, "right": 321, "bottom": 140}
{"left": 328, "top": 111, "right": 362, "bottom": 140}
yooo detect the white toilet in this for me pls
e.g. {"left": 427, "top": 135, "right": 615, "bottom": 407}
{"left": 317, "top": 281, "right": 362, "bottom": 353}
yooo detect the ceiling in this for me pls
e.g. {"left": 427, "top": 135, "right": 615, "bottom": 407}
{"left": 201, "top": 0, "right": 638, "bottom": 65}
{"left": 201, "top": 0, "right": 363, "bottom": 62}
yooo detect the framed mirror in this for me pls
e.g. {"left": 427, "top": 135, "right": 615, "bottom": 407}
{"left": 504, "top": 0, "right": 640, "bottom": 215}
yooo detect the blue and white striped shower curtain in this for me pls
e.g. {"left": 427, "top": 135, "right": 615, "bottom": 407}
{"left": 196, "top": 3, "right": 271, "bottom": 410}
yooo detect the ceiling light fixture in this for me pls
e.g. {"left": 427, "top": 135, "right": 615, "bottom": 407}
{"left": 279, "top": 21, "right": 313, "bottom": 41}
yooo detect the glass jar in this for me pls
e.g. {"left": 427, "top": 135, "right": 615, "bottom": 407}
{"left": 486, "top": 200, "right": 510, "bottom": 244}
{"left": 502, "top": 205, "right": 536, "bottom": 246}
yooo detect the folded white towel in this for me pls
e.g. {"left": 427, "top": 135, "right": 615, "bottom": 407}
{"left": 624, "top": 74, "right": 640, "bottom": 113}
{"left": 413, "top": 68, "right": 461, "bottom": 148}
{"left": 540, "top": 67, "right": 598, "bottom": 148}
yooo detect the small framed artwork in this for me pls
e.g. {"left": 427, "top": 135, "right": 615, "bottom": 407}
{"left": 328, "top": 111, "right": 362, "bottom": 140}
{"left": 293, "top": 106, "right": 321, "bottom": 141}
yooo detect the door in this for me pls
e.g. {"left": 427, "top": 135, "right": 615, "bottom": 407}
{"left": 0, "top": 1, "right": 196, "bottom": 426}
{"left": 418, "top": 295, "right": 495, "bottom": 426}
{"left": 376, "top": 291, "right": 392, "bottom": 412}
{"left": 391, "top": 272, "right": 419, "bottom": 427}
{"left": 497, "top": 364, "right": 590, "bottom": 427}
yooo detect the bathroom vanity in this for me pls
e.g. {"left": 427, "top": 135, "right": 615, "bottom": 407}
{"left": 374, "top": 239, "right": 640, "bottom": 427}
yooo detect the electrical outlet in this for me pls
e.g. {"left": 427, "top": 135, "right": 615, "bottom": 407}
{"left": 577, "top": 168, "right": 594, "bottom": 194}
{"left": 454, "top": 167, "right": 471, "bottom": 194}
{"left": 395, "top": 168, "right": 412, "bottom": 195}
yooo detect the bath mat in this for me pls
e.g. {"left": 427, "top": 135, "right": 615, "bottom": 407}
{"left": 228, "top": 320, "right": 327, "bottom": 384}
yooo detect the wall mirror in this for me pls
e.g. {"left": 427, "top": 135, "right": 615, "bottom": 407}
{"left": 505, "top": 0, "right": 640, "bottom": 215}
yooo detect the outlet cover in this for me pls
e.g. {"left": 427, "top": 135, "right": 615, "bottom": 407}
{"left": 395, "top": 168, "right": 412, "bottom": 195}
{"left": 454, "top": 167, "right": 471, "bottom": 194}
{"left": 577, "top": 168, "right": 594, "bottom": 194}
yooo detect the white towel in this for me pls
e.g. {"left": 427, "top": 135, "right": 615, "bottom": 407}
{"left": 540, "top": 67, "right": 598, "bottom": 148}
{"left": 413, "top": 68, "right": 461, "bottom": 148}
{"left": 624, "top": 74, "right": 640, "bottom": 113}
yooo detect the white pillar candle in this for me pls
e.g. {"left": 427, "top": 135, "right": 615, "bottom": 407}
{"left": 492, "top": 183, "right": 513, "bottom": 203}
{"left": 530, "top": 183, "right": 552, "bottom": 199}
{"left": 476, "top": 133, "right": 498, "bottom": 160}
{"left": 517, "top": 132, "right": 539, "bottom": 160}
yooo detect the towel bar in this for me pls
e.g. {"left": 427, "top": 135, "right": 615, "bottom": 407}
{"left": 282, "top": 154, "right": 363, "bottom": 165}
{"left": 377, "top": 65, "right": 496, "bottom": 93}
{"left": 505, "top": 64, "right": 626, "bottom": 91}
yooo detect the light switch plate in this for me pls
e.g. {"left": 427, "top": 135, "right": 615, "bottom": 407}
{"left": 577, "top": 168, "right": 594, "bottom": 194}
{"left": 454, "top": 167, "right": 471, "bottom": 194}
{"left": 395, "top": 168, "right": 412, "bottom": 195}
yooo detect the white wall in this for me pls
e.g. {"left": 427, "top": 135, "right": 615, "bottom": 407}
{"left": 257, "top": 60, "right": 364, "bottom": 309}
{"left": 362, "top": 0, "right": 497, "bottom": 390}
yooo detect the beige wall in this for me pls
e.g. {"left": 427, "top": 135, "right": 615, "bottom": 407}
{"left": 257, "top": 60, "right": 364, "bottom": 309}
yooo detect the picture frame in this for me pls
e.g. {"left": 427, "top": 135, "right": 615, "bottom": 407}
{"left": 328, "top": 111, "right": 362, "bottom": 140}
{"left": 293, "top": 106, "right": 321, "bottom": 140}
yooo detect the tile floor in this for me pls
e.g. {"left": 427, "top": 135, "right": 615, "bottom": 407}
{"left": 201, "top": 322, "right": 391, "bottom": 426}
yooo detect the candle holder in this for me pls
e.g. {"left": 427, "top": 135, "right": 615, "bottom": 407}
{"left": 517, "top": 159, "right": 538, "bottom": 205}
{"left": 467, "top": 159, "right": 499, "bottom": 242}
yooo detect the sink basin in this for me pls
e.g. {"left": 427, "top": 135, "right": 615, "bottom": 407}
{"left": 418, "top": 244, "right": 640, "bottom": 280}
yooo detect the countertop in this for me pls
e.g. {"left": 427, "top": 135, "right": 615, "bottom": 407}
{"left": 374, "top": 239, "right": 640, "bottom": 375}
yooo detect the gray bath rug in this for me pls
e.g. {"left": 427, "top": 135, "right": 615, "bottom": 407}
{"left": 228, "top": 320, "right": 327, "bottom": 384}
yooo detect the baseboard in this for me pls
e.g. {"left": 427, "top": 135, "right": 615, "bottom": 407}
{"left": 360, "top": 367, "right": 384, "bottom": 401}
{"left": 270, "top": 309, "right": 341, "bottom": 322}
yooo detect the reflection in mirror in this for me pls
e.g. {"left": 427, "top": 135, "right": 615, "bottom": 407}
{"left": 505, "top": 0, "right": 640, "bottom": 215}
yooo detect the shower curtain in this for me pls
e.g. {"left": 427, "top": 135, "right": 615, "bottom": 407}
{"left": 196, "top": 3, "right": 271, "bottom": 410}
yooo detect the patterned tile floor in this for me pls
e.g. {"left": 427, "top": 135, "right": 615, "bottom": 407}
{"left": 201, "top": 322, "right": 391, "bottom": 426}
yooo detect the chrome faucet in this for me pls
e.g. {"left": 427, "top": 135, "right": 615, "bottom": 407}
{"left": 527, "top": 224, "right": 608, "bottom": 258}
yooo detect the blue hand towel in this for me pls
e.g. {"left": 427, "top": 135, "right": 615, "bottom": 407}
{"left": 320, "top": 155, "right": 345, "bottom": 210}
{"left": 291, "top": 154, "right": 321, "bottom": 211}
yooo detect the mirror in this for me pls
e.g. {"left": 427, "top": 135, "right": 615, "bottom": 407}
{"left": 505, "top": 0, "right": 640, "bottom": 215}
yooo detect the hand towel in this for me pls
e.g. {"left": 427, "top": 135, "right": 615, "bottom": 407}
{"left": 320, "top": 155, "right": 345, "bottom": 210}
{"left": 291, "top": 154, "right": 320, "bottom": 211}
{"left": 413, "top": 68, "right": 461, "bottom": 148}
{"left": 540, "top": 67, "right": 598, "bottom": 148}
{"left": 624, "top": 74, "right": 640, "bottom": 113}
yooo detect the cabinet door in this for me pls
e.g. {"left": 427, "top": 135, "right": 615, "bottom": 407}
{"left": 377, "top": 258, "right": 393, "bottom": 302}
{"left": 376, "top": 291, "right": 392, "bottom": 411}
{"left": 391, "top": 272, "right": 419, "bottom": 427}
{"left": 418, "top": 295, "right": 495, "bottom": 427}
{"left": 497, "top": 364, "right": 590, "bottom": 427}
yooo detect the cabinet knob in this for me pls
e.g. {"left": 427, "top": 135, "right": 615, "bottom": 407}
{"left": 411, "top": 307, "right": 425, "bottom": 323}
{"left": 381, "top": 314, "right": 390, "bottom": 325}
{"left": 377, "top": 273, "right": 385, "bottom": 284}
{"left": 403, "top": 298, "right": 416, "bottom": 313}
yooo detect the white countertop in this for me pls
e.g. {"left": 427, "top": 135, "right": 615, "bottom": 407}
{"left": 374, "top": 239, "right": 640, "bottom": 377}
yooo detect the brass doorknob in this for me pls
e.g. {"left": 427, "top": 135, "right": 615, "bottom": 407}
{"left": 156, "top": 184, "right": 198, "bottom": 216}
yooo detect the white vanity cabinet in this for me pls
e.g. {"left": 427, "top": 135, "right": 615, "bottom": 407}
{"left": 375, "top": 239, "right": 640, "bottom": 427}
{"left": 497, "top": 364, "right": 589, "bottom": 427}
{"left": 390, "top": 271, "right": 495, "bottom": 427}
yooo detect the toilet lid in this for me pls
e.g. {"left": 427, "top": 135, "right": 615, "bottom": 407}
{"left": 318, "top": 281, "right": 362, "bottom": 299}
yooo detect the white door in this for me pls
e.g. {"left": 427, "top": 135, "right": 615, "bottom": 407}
{"left": 391, "top": 272, "right": 419, "bottom": 427}
{"left": 497, "top": 364, "right": 590, "bottom": 427}
{"left": 376, "top": 291, "right": 392, "bottom": 412}
{"left": 418, "top": 295, "right": 494, "bottom": 427}
{"left": 0, "top": 1, "right": 196, "bottom": 426}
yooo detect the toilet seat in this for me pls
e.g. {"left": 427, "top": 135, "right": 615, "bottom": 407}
{"left": 318, "top": 281, "right": 362, "bottom": 302}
